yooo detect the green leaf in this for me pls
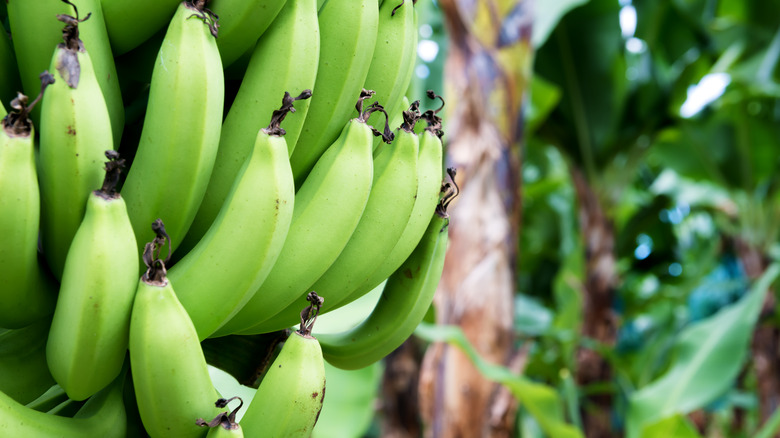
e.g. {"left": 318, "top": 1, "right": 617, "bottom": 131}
{"left": 414, "top": 323, "right": 584, "bottom": 438}
{"left": 639, "top": 415, "right": 703, "bottom": 438}
{"left": 312, "top": 362, "right": 383, "bottom": 438}
{"left": 626, "top": 263, "right": 780, "bottom": 438}
{"left": 531, "top": 0, "right": 589, "bottom": 48}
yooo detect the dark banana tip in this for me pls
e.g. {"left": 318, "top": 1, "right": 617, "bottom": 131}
{"left": 299, "top": 292, "right": 325, "bottom": 337}
{"left": 264, "top": 90, "right": 313, "bottom": 136}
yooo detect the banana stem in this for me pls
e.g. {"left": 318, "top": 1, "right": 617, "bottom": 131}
{"left": 263, "top": 90, "right": 313, "bottom": 137}
{"left": 3, "top": 72, "right": 54, "bottom": 135}
{"left": 299, "top": 291, "right": 324, "bottom": 337}
{"left": 96, "top": 151, "right": 125, "bottom": 199}
{"left": 141, "top": 219, "right": 172, "bottom": 284}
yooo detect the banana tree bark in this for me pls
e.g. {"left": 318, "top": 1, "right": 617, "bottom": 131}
{"left": 734, "top": 238, "right": 778, "bottom": 437}
{"left": 570, "top": 167, "right": 619, "bottom": 438}
{"left": 417, "top": 1, "right": 531, "bottom": 436}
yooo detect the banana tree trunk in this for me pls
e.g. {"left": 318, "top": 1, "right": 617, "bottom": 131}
{"left": 417, "top": 0, "right": 531, "bottom": 436}
{"left": 570, "top": 167, "right": 619, "bottom": 438}
{"left": 734, "top": 238, "right": 778, "bottom": 437}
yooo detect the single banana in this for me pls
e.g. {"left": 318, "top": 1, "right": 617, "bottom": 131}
{"left": 288, "top": 0, "right": 379, "bottom": 187}
{"left": 7, "top": 0, "right": 124, "bottom": 144}
{"left": 167, "top": 93, "right": 303, "bottom": 340}
{"left": 212, "top": 91, "right": 386, "bottom": 337}
{"left": 209, "top": 0, "right": 288, "bottom": 68}
{"left": 0, "top": 83, "right": 58, "bottom": 330}
{"left": 46, "top": 152, "right": 139, "bottom": 401}
{"left": 101, "top": 0, "right": 181, "bottom": 55}
{"left": 38, "top": 10, "right": 114, "bottom": 280}
{"left": 183, "top": 0, "right": 320, "bottom": 253}
{"left": 197, "top": 397, "right": 245, "bottom": 438}
{"left": 249, "top": 102, "right": 422, "bottom": 333}
{"left": 121, "top": 0, "right": 224, "bottom": 260}
{"left": 339, "top": 98, "right": 446, "bottom": 308}
{"left": 0, "top": 370, "right": 127, "bottom": 437}
{"left": 129, "top": 223, "right": 222, "bottom": 437}
{"left": 240, "top": 294, "right": 326, "bottom": 437}
{"left": 318, "top": 180, "right": 456, "bottom": 370}
{"left": 0, "top": 320, "right": 56, "bottom": 405}
{"left": 363, "top": 0, "right": 418, "bottom": 137}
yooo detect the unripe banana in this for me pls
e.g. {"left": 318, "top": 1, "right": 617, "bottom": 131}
{"left": 250, "top": 102, "right": 422, "bottom": 333}
{"left": 289, "top": 0, "right": 379, "bottom": 187}
{"left": 363, "top": 0, "right": 418, "bottom": 138}
{"left": 213, "top": 91, "right": 386, "bottom": 337}
{"left": 0, "top": 84, "right": 58, "bottom": 329}
{"left": 240, "top": 294, "right": 326, "bottom": 437}
{"left": 318, "top": 181, "right": 455, "bottom": 370}
{"left": 129, "top": 224, "right": 221, "bottom": 437}
{"left": 209, "top": 0, "right": 288, "bottom": 68}
{"left": 38, "top": 11, "right": 114, "bottom": 280}
{"left": 7, "top": 0, "right": 124, "bottom": 143}
{"left": 167, "top": 93, "right": 303, "bottom": 340}
{"left": 184, "top": 0, "right": 320, "bottom": 252}
{"left": 0, "top": 320, "right": 56, "bottom": 405}
{"left": 101, "top": 0, "right": 181, "bottom": 55}
{"left": 46, "top": 152, "right": 139, "bottom": 401}
{"left": 121, "top": 0, "right": 224, "bottom": 260}
{"left": 0, "top": 370, "right": 127, "bottom": 437}
{"left": 340, "top": 102, "right": 446, "bottom": 308}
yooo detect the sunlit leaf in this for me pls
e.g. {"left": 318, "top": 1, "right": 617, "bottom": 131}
{"left": 639, "top": 414, "right": 702, "bottom": 438}
{"left": 626, "top": 263, "right": 780, "bottom": 438}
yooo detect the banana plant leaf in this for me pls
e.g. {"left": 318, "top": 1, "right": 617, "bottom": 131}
{"left": 626, "top": 263, "right": 780, "bottom": 438}
{"left": 639, "top": 415, "right": 702, "bottom": 438}
{"left": 414, "top": 323, "right": 584, "bottom": 438}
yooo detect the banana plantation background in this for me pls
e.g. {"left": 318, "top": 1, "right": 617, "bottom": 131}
{"left": 288, "top": 0, "right": 780, "bottom": 437}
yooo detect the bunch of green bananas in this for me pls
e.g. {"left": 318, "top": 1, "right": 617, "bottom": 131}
{"left": 0, "top": 0, "right": 455, "bottom": 435}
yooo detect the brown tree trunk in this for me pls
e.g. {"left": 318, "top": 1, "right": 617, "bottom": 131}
{"left": 417, "top": 1, "right": 531, "bottom": 436}
{"left": 380, "top": 338, "right": 424, "bottom": 438}
{"left": 570, "top": 167, "right": 619, "bottom": 438}
{"left": 734, "top": 238, "right": 778, "bottom": 437}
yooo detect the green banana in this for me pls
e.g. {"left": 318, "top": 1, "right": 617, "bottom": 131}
{"left": 101, "top": 0, "right": 181, "bottom": 55}
{"left": 363, "top": 0, "right": 418, "bottom": 137}
{"left": 339, "top": 99, "right": 446, "bottom": 309}
{"left": 212, "top": 91, "right": 387, "bottom": 337}
{"left": 129, "top": 223, "right": 222, "bottom": 437}
{"left": 183, "top": 0, "right": 320, "bottom": 253}
{"left": 240, "top": 294, "right": 326, "bottom": 437}
{"left": 46, "top": 152, "right": 139, "bottom": 401}
{"left": 7, "top": 0, "right": 124, "bottom": 144}
{"left": 209, "top": 0, "right": 288, "bottom": 68}
{"left": 0, "top": 370, "right": 127, "bottom": 437}
{"left": 0, "top": 320, "right": 56, "bottom": 405}
{"left": 0, "top": 83, "right": 58, "bottom": 330}
{"left": 249, "top": 102, "right": 422, "bottom": 333}
{"left": 197, "top": 397, "right": 245, "bottom": 438}
{"left": 288, "top": 0, "right": 379, "bottom": 187}
{"left": 121, "top": 0, "right": 224, "bottom": 260}
{"left": 38, "top": 10, "right": 115, "bottom": 280}
{"left": 317, "top": 179, "right": 456, "bottom": 370}
{"left": 167, "top": 93, "right": 303, "bottom": 340}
